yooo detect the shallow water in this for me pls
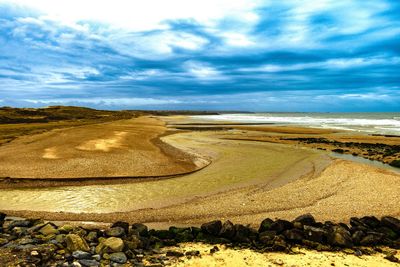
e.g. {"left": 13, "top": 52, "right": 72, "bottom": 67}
{"left": 0, "top": 132, "right": 321, "bottom": 214}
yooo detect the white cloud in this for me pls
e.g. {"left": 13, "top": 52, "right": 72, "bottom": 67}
{"left": 1, "top": 0, "right": 263, "bottom": 31}
{"left": 184, "top": 61, "right": 226, "bottom": 80}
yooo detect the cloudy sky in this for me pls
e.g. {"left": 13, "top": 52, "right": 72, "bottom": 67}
{"left": 0, "top": 0, "right": 399, "bottom": 111}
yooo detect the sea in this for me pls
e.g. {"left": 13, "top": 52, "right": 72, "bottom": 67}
{"left": 191, "top": 112, "right": 400, "bottom": 136}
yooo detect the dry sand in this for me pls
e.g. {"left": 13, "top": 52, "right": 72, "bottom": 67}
{"left": 0, "top": 117, "right": 201, "bottom": 178}
{"left": 160, "top": 243, "right": 399, "bottom": 267}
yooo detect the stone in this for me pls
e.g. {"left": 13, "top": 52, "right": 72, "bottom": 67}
{"left": 124, "top": 235, "right": 141, "bottom": 250}
{"left": 269, "top": 220, "right": 294, "bottom": 234}
{"left": 105, "top": 227, "right": 125, "bottom": 237}
{"left": 78, "top": 259, "right": 100, "bottom": 267}
{"left": 304, "top": 225, "right": 328, "bottom": 244}
{"left": 175, "top": 230, "right": 194, "bottom": 242}
{"left": 233, "top": 224, "right": 251, "bottom": 243}
{"left": 328, "top": 226, "right": 353, "bottom": 248}
{"left": 359, "top": 232, "right": 384, "bottom": 246}
{"left": 201, "top": 220, "right": 222, "bottom": 236}
{"left": 7, "top": 220, "right": 32, "bottom": 230}
{"left": 73, "top": 250, "right": 92, "bottom": 260}
{"left": 385, "top": 254, "right": 400, "bottom": 263}
{"left": 86, "top": 231, "right": 98, "bottom": 242}
{"left": 360, "top": 216, "right": 380, "bottom": 229}
{"left": 283, "top": 228, "right": 304, "bottom": 242}
{"left": 219, "top": 220, "right": 235, "bottom": 239}
{"left": 166, "top": 250, "right": 184, "bottom": 257}
{"left": 110, "top": 252, "right": 128, "bottom": 264}
{"left": 381, "top": 216, "right": 400, "bottom": 235}
{"left": 111, "top": 221, "right": 129, "bottom": 235}
{"left": 352, "top": 230, "right": 366, "bottom": 245}
{"left": 96, "top": 237, "right": 124, "bottom": 254}
{"left": 39, "top": 223, "right": 59, "bottom": 236}
{"left": 66, "top": 234, "right": 90, "bottom": 252}
{"left": 152, "top": 229, "right": 174, "bottom": 239}
{"left": 375, "top": 227, "right": 398, "bottom": 240}
{"left": 259, "top": 231, "right": 277, "bottom": 245}
{"left": 132, "top": 223, "right": 148, "bottom": 237}
{"left": 293, "top": 214, "right": 316, "bottom": 226}
{"left": 58, "top": 224, "right": 74, "bottom": 233}
{"left": 259, "top": 218, "right": 274, "bottom": 233}
{"left": 185, "top": 250, "right": 200, "bottom": 257}
{"left": 272, "top": 236, "right": 287, "bottom": 251}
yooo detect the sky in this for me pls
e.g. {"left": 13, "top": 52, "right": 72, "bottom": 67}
{"left": 0, "top": 0, "right": 399, "bottom": 111}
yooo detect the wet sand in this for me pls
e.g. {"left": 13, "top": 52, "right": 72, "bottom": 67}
{"left": 0, "top": 115, "right": 399, "bottom": 227}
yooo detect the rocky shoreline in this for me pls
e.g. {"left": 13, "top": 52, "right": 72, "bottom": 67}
{"left": 0, "top": 213, "right": 399, "bottom": 266}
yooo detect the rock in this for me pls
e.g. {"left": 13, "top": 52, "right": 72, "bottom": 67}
{"left": 39, "top": 223, "right": 59, "bottom": 236}
{"left": 111, "top": 221, "right": 129, "bottom": 234}
{"left": 385, "top": 254, "right": 400, "bottom": 263}
{"left": 328, "top": 226, "right": 353, "bottom": 248}
{"left": 210, "top": 246, "right": 219, "bottom": 254}
{"left": 105, "top": 227, "right": 125, "bottom": 237}
{"left": 110, "top": 252, "right": 128, "bottom": 264}
{"left": 166, "top": 250, "right": 184, "bottom": 257}
{"left": 359, "top": 232, "right": 384, "bottom": 246}
{"left": 272, "top": 236, "right": 287, "bottom": 251}
{"left": 283, "top": 229, "right": 304, "bottom": 242}
{"left": 293, "top": 214, "right": 316, "bottom": 226}
{"left": 201, "top": 220, "right": 222, "bottom": 236}
{"left": 96, "top": 237, "right": 124, "bottom": 254}
{"left": 58, "top": 224, "right": 74, "bottom": 233}
{"left": 132, "top": 223, "right": 148, "bottom": 237}
{"left": 7, "top": 220, "right": 32, "bottom": 230}
{"left": 86, "top": 231, "right": 98, "bottom": 242}
{"left": 304, "top": 225, "right": 328, "bottom": 243}
{"left": 233, "top": 224, "right": 251, "bottom": 243}
{"left": 185, "top": 250, "right": 200, "bottom": 257}
{"left": 360, "top": 216, "right": 380, "bottom": 229}
{"left": 259, "top": 218, "right": 274, "bottom": 233}
{"left": 78, "top": 259, "right": 100, "bottom": 267}
{"left": 219, "top": 221, "right": 235, "bottom": 239}
{"left": 375, "top": 227, "right": 398, "bottom": 240}
{"left": 270, "top": 220, "right": 294, "bottom": 234}
{"left": 352, "top": 230, "right": 366, "bottom": 245}
{"left": 66, "top": 234, "right": 90, "bottom": 252}
{"left": 72, "top": 250, "right": 92, "bottom": 260}
{"left": 381, "top": 216, "right": 400, "bottom": 234}
{"left": 152, "top": 229, "right": 174, "bottom": 240}
{"left": 350, "top": 218, "right": 369, "bottom": 229}
{"left": 175, "top": 230, "right": 194, "bottom": 242}
{"left": 124, "top": 235, "right": 141, "bottom": 250}
{"left": 259, "top": 231, "right": 277, "bottom": 245}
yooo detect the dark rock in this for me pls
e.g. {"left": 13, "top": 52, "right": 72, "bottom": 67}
{"left": 132, "top": 223, "right": 148, "bottom": 237}
{"left": 105, "top": 227, "right": 125, "bottom": 237}
{"left": 7, "top": 220, "right": 32, "bottom": 230}
{"left": 72, "top": 250, "right": 92, "bottom": 260}
{"left": 210, "top": 246, "right": 219, "bottom": 254}
{"left": 269, "top": 220, "right": 294, "bottom": 234}
{"left": 328, "top": 226, "right": 353, "bottom": 248}
{"left": 359, "top": 232, "right": 384, "bottom": 246}
{"left": 272, "top": 235, "right": 287, "bottom": 251}
{"left": 352, "top": 230, "right": 366, "bottom": 245}
{"left": 350, "top": 217, "right": 369, "bottom": 229}
{"left": 111, "top": 221, "right": 130, "bottom": 235}
{"left": 151, "top": 230, "right": 174, "bottom": 240}
{"left": 283, "top": 229, "right": 304, "bottom": 243}
{"left": 166, "top": 250, "right": 184, "bottom": 257}
{"left": 304, "top": 226, "right": 328, "bottom": 244}
{"left": 233, "top": 224, "right": 251, "bottom": 243}
{"left": 219, "top": 220, "right": 235, "bottom": 239}
{"left": 191, "top": 227, "right": 202, "bottom": 237}
{"left": 85, "top": 231, "right": 98, "bottom": 242}
{"left": 201, "top": 220, "right": 222, "bottom": 236}
{"left": 110, "top": 252, "right": 128, "bottom": 264}
{"left": 293, "top": 214, "right": 315, "bottom": 226}
{"left": 381, "top": 216, "right": 400, "bottom": 234}
{"left": 360, "top": 216, "right": 380, "bottom": 229}
{"left": 259, "top": 218, "right": 273, "bottom": 233}
{"left": 185, "top": 250, "right": 200, "bottom": 257}
{"left": 385, "top": 254, "right": 400, "bottom": 263}
{"left": 259, "top": 231, "right": 277, "bottom": 245}
{"left": 79, "top": 259, "right": 100, "bottom": 266}
{"left": 375, "top": 227, "right": 398, "bottom": 240}
{"left": 175, "top": 230, "right": 194, "bottom": 242}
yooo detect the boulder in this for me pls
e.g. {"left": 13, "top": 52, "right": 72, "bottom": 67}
{"left": 259, "top": 231, "right": 277, "bottom": 245}
{"left": 381, "top": 216, "right": 400, "bottom": 235}
{"left": 233, "top": 224, "right": 251, "bottom": 243}
{"left": 360, "top": 216, "right": 380, "bottom": 229}
{"left": 132, "top": 223, "right": 148, "bottom": 237}
{"left": 39, "top": 223, "right": 59, "bottom": 236}
{"left": 293, "top": 214, "right": 316, "bottom": 226}
{"left": 283, "top": 229, "right": 304, "bottom": 242}
{"left": 303, "top": 226, "right": 328, "bottom": 244}
{"left": 351, "top": 230, "right": 366, "bottom": 245}
{"left": 328, "top": 226, "right": 353, "bottom": 248}
{"left": 105, "top": 227, "right": 125, "bottom": 237}
{"left": 7, "top": 220, "right": 32, "bottom": 230}
{"left": 269, "top": 220, "right": 294, "bottom": 234}
{"left": 85, "top": 231, "right": 98, "bottom": 242}
{"left": 201, "top": 220, "right": 222, "bottom": 236}
{"left": 111, "top": 221, "right": 129, "bottom": 235}
{"left": 96, "top": 237, "right": 124, "bottom": 254}
{"left": 359, "top": 232, "right": 384, "bottom": 246}
{"left": 272, "top": 235, "right": 287, "bottom": 251}
{"left": 72, "top": 250, "right": 92, "bottom": 260}
{"left": 259, "top": 218, "right": 274, "bottom": 233}
{"left": 66, "top": 234, "right": 90, "bottom": 252}
{"left": 79, "top": 259, "right": 100, "bottom": 267}
{"left": 110, "top": 252, "right": 128, "bottom": 264}
{"left": 219, "top": 221, "right": 235, "bottom": 239}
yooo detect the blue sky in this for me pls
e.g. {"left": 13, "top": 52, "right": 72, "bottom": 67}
{"left": 0, "top": 0, "right": 399, "bottom": 111}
